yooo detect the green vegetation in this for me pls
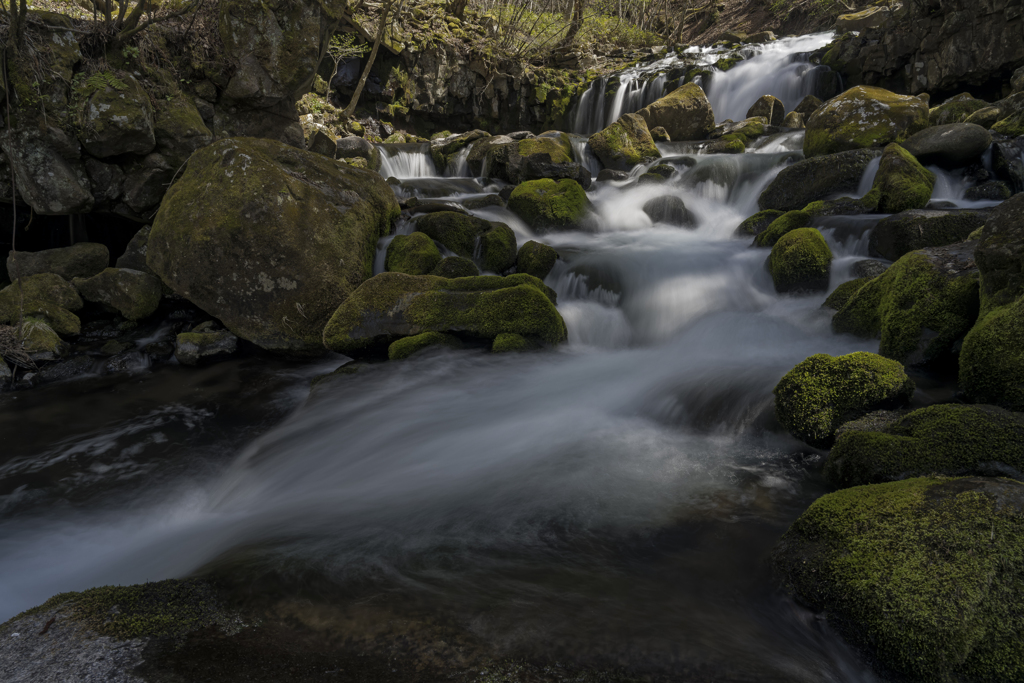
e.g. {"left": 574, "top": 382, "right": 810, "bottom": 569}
{"left": 873, "top": 143, "right": 936, "bottom": 214}
{"left": 823, "top": 278, "right": 869, "bottom": 311}
{"left": 386, "top": 233, "right": 444, "bottom": 275}
{"left": 959, "top": 296, "right": 1024, "bottom": 411}
{"left": 767, "top": 227, "right": 832, "bottom": 294}
{"left": 754, "top": 210, "right": 813, "bottom": 248}
{"left": 508, "top": 178, "right": 593, "bottom": 233}
{"left": 388, "top": 331, "right": 462, "bottom": 360}
{"left": 492, "top": 332, "right": 529, "bottom": 352}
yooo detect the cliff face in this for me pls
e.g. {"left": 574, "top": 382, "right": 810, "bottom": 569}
{"left": 826, "top": 0, "right": 1024, "bottom": 97}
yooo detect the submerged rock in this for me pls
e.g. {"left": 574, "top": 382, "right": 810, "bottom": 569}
{"left": 385, "top": 232, "right": 443, "bottom": 275}
{"left": 6, "top": 243, "right": 108, "bottom": 281}
{"left": 637, "top": 82, "right": 715, "bottom": 141}
{"left": 588, "top": 113, "right": 660, "bottom": 171}
{"left": 507, "top": 178, "right": 595, "bottom": 233}
{"left": 772, "top": 476, "right": 1024, "bottom": 682}
{"left": 773, "top": 351, "right": 914, "bottom": 448}
{"left": 758, "top": 149, "right": 880, "bottom": 212}
{"left": 643, "top": 195, "right": 696, "bottom": 227}
{"left": 803, "top": 86, "right": 929, "bottom": 158}
{"left": 174, "top": 324, "right": 238, "bottom": 366}
{"left": 767, "top": 228, "right": 832, "bottom": 294}
{"left": 869, "top": 208, "right": 988, "bottom": 261}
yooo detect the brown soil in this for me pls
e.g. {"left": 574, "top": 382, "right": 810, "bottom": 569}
{"left": 677, "top": 0, "right": 848, "bottom": 45}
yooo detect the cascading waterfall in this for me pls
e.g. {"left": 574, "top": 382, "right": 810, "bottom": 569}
{"left": 377, "top": 142, "right": 438, "bottom": 178}
{"left": 445, "top": 146, "right": 473, "bottom": 177}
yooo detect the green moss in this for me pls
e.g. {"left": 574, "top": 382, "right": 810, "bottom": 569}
{"left": 704, "top": 134, "right": 746, "bottom": 154}
{"left": 75, "top": 268, "right": 162, "bottom": 321}
{"left": 772, "top": 476, "right": 1024, "bottom": 682}
{"left": 773, "top": 351, "right": 914, "bottom": 448}
{"left": 414, "top": 212, "right": 516, "bottom": 273}
{"left": 507, "top": 179, "right": 592, "bottom": 233}
{"left": 517, "top": 135, "right": 573, "bottom": 165}
{"left": 735, "top": 209, "right": 784, "bottom": 237}
{"left": 929, "top": 94, "right": 988, "bottom": 125}
{"left": 431, "top": 256, "right": 479, "bottom": 278}
{"left": 19, "top": 317, "right": 66, "bottom": 356}
{"left": 833, "top": 252, "right": 980, "bottom": 365}
{"left": 804, "top": 86, "right": 930, "bottom": 158}
{"left": 387, "top": 331, "right": 461, "bottom": 360}
{"left": 960, "top": 297, "right": 1024, "bottom": 410}
{"left": 385, "top": 232, "right": 443, "bottom": 275}
{"left": 823, "top": 278, "right": 869, "bottom": 311}
{"left": 754, "top": 210, "right": 813, "bottom": 248}
{"left": 0, "top": 273, "right": 83, "bottom": 336}
{"left": 492, "top": 332, "right": 529, "bottom": 352}
{"left": 825, "top": 404, "right": 1024, "bottom": 489}
{"left": 516, "top": 240, "right": 558, "bottom": 280}
{"left": 768, "top": 227, "right": 833, "bottom": 294}
{"left": 992, "top": 111, "right": 1024, "bottom": 137}
{"left": 587, "top": 112, "right": 660, "bottom": 171}
{"left": 873, "top": 143, "right": 936, "bottom": 214}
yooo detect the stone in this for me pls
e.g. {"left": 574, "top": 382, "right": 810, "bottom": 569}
{"left": 734, "top": 209, "right": 784, "bottom": 238}
{"left": 335, "top": 135, "right": 381, "bottom": 170}
{"left": 823, "top": 278, "right": 870, "bottom": 311}
{"left": 869, "top": 209, "right": 988, "bottom": 261}
{"left": 588, "top": 113, "right": 660, "bottom": 171}
{"left": 852, "top": 259, "right": 889, "bottom": 279}
{"left": 153, "top": 94, "right": 214, "bottom": 168}
{"left": 146, "top": 137, "right": 399, "bottom": 356}
{"left": 516, "top": 241, "right": 558, "bottom": 280}
{"left": 900, "top": 123, "right": 992, "bottom": 170}
{"left": 431, "top": 257, "right": 479, "bottom": 278}
{"left": 637, "top": 83, "right": 715, "bottom": 141}
{"left": 782, "top": 111, "right": 804, "bottom": 128}
{"left": 793, "top": 95, "right": 822, "bottom": 116}
{"left": 7, "top": 243, "right": 108, "bottom": 281}
{"left": 596, "top": 169, "right": 630, "bottom": 182}
{"left": 872, "top": 143, "right": 936, "bottom": 214}
{"left": 387, "top": 331, "right": 462, "bottom": 360}
{"left": 835, "top": 6, "right": 892, "bottom": 32}
{"left": 430, "top": 129, "right": 489, "bottom": 171}
{"left": 803, "top": 86, "right": 929, "bottom": 158}
{"left": 745, "top": 31, "right": 776, "bottom": 43}
{"left": 960, "top": 294, "right": 1024, "bottom": 411}
{"left": 649, "top": 126, "right": 670, "bottom": 142}
{"left": 643, "top": 195, "right": 696, "bottom": 228}
{"left": 75, "top": 71, "right": 155, "bottom": 158}
{"left": 773, "top": 351, "right": 914, "bottom": 448}
{"left": 0, "top": 273, "right": 82, "bottom": 336}
{"left": 758, "top": 149, "right": 880, "bottom": 211}
{"left": 115, "top": 226, "right": 155, "bottom": 276}
{"left": 414, "top": 212, "right": 517, "bottom": 273}
{"left": 73, "top": 268, "right": 163, "bottom": 321}
{"left": 509, "top": 133, "right": 590, "bottom": 189}
{"left": 0, "top": 128, "right": 93, "bottom": 215}
{"left": 768, "top": 228, "right": 833, "bottom": 294}
{"left": 772, "top": 476, "right": 1024, "bottom": 682}
{"left": 993, "top": 139, "right": 1024, "bottom": 195}
{"left": 833, "top": 242, "right": 980, "bottom": 366}
{"left": 754, "top": 210, "right": 813, "bottom": 248}
{"left": 507, "top": 179, "right": 595, "bottom": 233}
{"left": 929, "top": 93, "right": 990, "bottom": 126}
{"left": 307, "top": 129, "right": 337, "bottom": 158}
{"left": 322, "top": 273, "right": 567, "bottom": 356}
{"left": 174, "top": 329, "right": 238, "bottom": 366}
{"left": 973, "top": 194, "right": 1024, "bottom": 314}
{"left": 1014, "top": 66, "right": 1024, "bottom": 94}
{"left": 385, "top": 232, "right": 443, "bottom": 275}
{"left": 492, "top": 332, "right": 529, "bottom": 352}
{"left": 746, "top": 95, "right": 785, "bottom": 126}
{"left": 964, "top": 181, "right": 1011, "bottom": 201}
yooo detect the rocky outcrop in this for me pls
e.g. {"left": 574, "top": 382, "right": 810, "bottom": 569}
{"left": 803, "top": 86, "right": 929, "bottom": 158}
{"left": 637, "top": 83, "right": 715, "bottom": 141}
{"left": 588, "top": 113, "right": 660, "bottom": 171}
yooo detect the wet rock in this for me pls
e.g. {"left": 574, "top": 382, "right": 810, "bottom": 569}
{"left": 0, "top": 273, "right": 83, "bottom": 336}
{"left": 492, "top": 332, "right": 529, "bottom": 352}
{"left": 322, "top": 273, "right": 566, "bottom": 356}
{"left": 430, "top": 129, "right": 489, "bottom": 170}
{"left": 869, "top": 209, "right": 988, "bottom": 261}
{"left": 20, "top": 317, "right": 70, "bottom": 361}
{"left": 872, "top": 143, "right": 935, "bottom": 214}
{"left": 823, "top": 278, "right": 870, "bottom": 311}
{"left": 588, "top": 113, "right": 660, "bottom": 171}
{"left": 507, "top": 179, "right": 595, "bottom": 233}
{"left": 746, "top": 95, "right": 785, "bottom": 126}
{"left": 335, "top": 135, "right": 381, "bottom": 171}
{"left": 767, "top": 228, "right": 833, "bottom": 294}
{"left": 973, "top": 193, "right": 1024, "bottom": 313}
{"left": 649, "top": 126, "right": 670, "bottom": 142}
{"left": 104, "top": 350, "right": 148, "bottom": 374}
{"left": 900, "top": 123, "right": 992, "bottom": 170}
{"left": 928, "top": 93, "right": 989, "bottom": 126}
{"left": 758, "top": 149, "right": 880, "bottom": 211}
{"left": 153, "top": 93, "right": 214, "bottom": 168}
{"left": 74, "top": 268, "right": 162, "bottom": 321}
{"left": 793, "top": 95, "right": 822, "bottom": 116}
{"left": 516, "top": 241, "right": 558, "bottom": 280}
{"left": 852, "top": 259, "right": 889, "bottom": 279}
{"left": 174, "top": 328, "right": 238, "bottom": 366}
{"left": 387, "top": 331, "right": 462, "bottom": 360}
{"left": 596, "top": 169, "right": 630, "bottom": 182}
{"left": 637, "top": 83, "right": 715, "bottom": 141}
{"left": 754, "top": 210, "right": 812, "bottom": 248}
{"left": 643, "top": 195, "right": 696, "bottom": 228}
{"left": 99, "top": 339, "right": 134, "bottom": 356}
{"left": 637, "top": 172, "right": 666, "bottom": 185}
{"left": 146, "top": 137, "right": 399, "bottom": 356}
{"left": 774, "top": 351, "right": 914, "bottom": 448}
{"left": 35, "top": 355, "right": 94, "bottom": 384}
{"left": 143, "top": 340, "right": 175, "bottom": 360}
{"left": 993, "top": 139, "right": 1024, "bottom": 194}
{"left": 960, "top": 293, "right": 1024, "bottom": 411}
{"left": 803, "top": 86, "right": 929, "bottom": 158}
{"left": 386, "top": 232, "right": 443, "bottom": 276}
{"left": 431, "top": 256, "right": 479, "bottom": 278}
{"left": 75, "top": 71, "right": 155, "bottom": 158}
{"left": 782, "top": 111, "right": 804, "bottom": 128}
{"left": 734, "top": 209, "right": 784, "bottom": 238}
{"left": 964, "top": 180, "right": 1011, "bottom": 201}
{"left": 414, "top": 212, "right": 517, "bottom": 273}
{"left": 773, "top": 476, "right": 1024, "bottom": 683}
{"left": 7, "top": 243, "right": 108, "bottom": 281}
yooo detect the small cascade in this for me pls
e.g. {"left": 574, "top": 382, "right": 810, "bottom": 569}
{"left": 747, "top": 131, "right": 805, "bottom": 154}
{"left": 377, "top": 142, "right": 438, "bottom": 178}
{"left": 445, "top": 146, "right": 472, "bottom": 178}
{"left": 568, "top": 134, "right": 603, "bottom": 177}
{"left": 855, "top": 157, "right": 881, "bottom": 197}
{"left": 572, "top": 77, "right": 608, "bottom": 137}
{"left": 606, "top": 73, "right": 667, "bottom": 127}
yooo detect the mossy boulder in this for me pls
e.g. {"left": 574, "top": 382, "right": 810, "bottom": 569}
{"left": 869, "top": 209, "right": 988, "bottom": 261}
{"left": 833, "top": 243, "right": 980, "bottom": 366}
{"left": 746, "top": 94, "right": 785, "bottom": 125}
{"left": 772, "top": 476, "right": 1024, "bottom": 682}
{"left": 649, "top": 126, "right": 670, "bottom": 142}
{"left": 0, "top": 128, "right": 93, "bottom": 215}
{"left": 20, "top": 316, "right": 68, "bottom": 359}
{"left": 783, "top": 111, "right": 805, "bottom": 128}
{"left": 387, "top": 331, "right": 461, "bottom": 360}
{"left": 507, "top": 178, "right": 594, "bottom": 233}
{"left": 637, "top": 83, "right": 715, "bottom": 141}
{"left": 754, "top": 210, "right": 813, "bottom": 248}
{"left": 322, "top": 273, "right": 567, "bottom": 355}
{"left": 929, "top": 93, "right": 990, "bottom": 126}
{"left": 73, "top": 267, "right": 163, "bottom": 321}
{"left": 430, "top": 129, "right": 490, "bottom": 171}
{"left": 758, "top": 149, "right": 880, "bottom": 212}
{"left": 767, "top": 228, "right": 833, "bottom": 294}
{"left": 823, "top": 277, "right": 869, "bottom": 311}
{"left": 588, "top": 113, "right": 660, "bottom": 172}
{"left": 900, "top": 123, "right": 992, "bottom": 170}
{"left": 153, "top": 94, "right": 214, "bottom": 168}
{"left": 504, "top": 133, "right": 591, "bottom": 188}
{"left": 642, "top": 195, "right": 696, "bottom": 228}
{"left": 803, "top": 86, "right": 930, "bottom": 158}
{"left": 825, "top": 404, "right": 1024, "bottom": 489}
{"left": 871, "top": 143, "right": 935, "bottom": 214}
{"left": 959, "top": 295, "right": 1024, "bottom": 411}
{"left": 385, "top": 232, "right": 443, "bottom": 275}
{"left": 146, "top": 137, "right": 399, "bottom": 356}
{"left": 793, "top": 95, "right": 823, "bottom": 116}
{"left": 734, "top": 209, "right": 784, "bottom": 238}
{"left": 492, "top": 332, "right": 528, "bottom": 352}
{"left": 174, "top": 327, "right": 238, "bottom": 366}
{"left": 75, "top": 71, "right": 155, "bottom": 158}
{"left": 432, "top": 256, "right": 479, "bottom": 278}
{"left": 6, "top": 243, "right": 108, "bottom": 281}
{"left": 773, "top": 351, "right": 914, "bottom": 448}
{"left": 467, "top": 135, "right": 514, "bottom": 177}
{"left": 516, "top": 240, "right": 558, "bottom": 280}
{"left": 414, "top": 211, "right": 517, "bottom": 273}
{"left": 336, "top": 136, "right": 381, "bottom": 171}
{"left": 0, "top": 273, "right": 83, "bottom": 336}
{"left": 974, "top": 194, "right": 1024, "bottom": 315}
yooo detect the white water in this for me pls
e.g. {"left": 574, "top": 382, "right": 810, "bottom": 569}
{"left": 378, "top": 142, "right": 438, "bottom": 178}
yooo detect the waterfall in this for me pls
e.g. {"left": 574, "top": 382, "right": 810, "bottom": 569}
{"left": 377, "top": 142, "right": 438, "bottom": 178}
{"left": 572, "top": 76, "right": 608, "bottom": 137}
{"left": 568, "top": 134, "right": 603, "bottom": 177}
{"left": 445, "top": 146, "right": 472, "bottom": 178}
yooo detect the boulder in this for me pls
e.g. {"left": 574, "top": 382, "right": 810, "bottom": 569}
{"left": 153, "top": 94, "right": 214, "bottom": 168}
{"left": 387, "top": 331, "right": 461, "bottom": 360}
{"left": 122, "top": 152, "right": 175, "bottom": 214}
{"left": 965, "top": 105, "right": 1005, "bottom": 129}
{"left": 174, "top": 327, "right": 238, "bottom": 366}
{"left": 758, "top": 149, "right": 880, "bottom": 211}
{"left": 793, "top": 95, "right": 822, "bottom": 116}
{"left": 74, "top": 268, "right": 162, "bottom": 321}
{"left": 803, "top": 86, "right": 929, "bottom": 158}
{"left": 431, "top": 256, "right": 479, "bottom": 278}
{"left": 588, "top": 113, "right": 660, "bottom": 171}
{"left": 492, "top": 332, "right": 529, "bottom": 352}
{"left": 754, "top": 210, "right": 812, "bottom": 248}
{"left": 467, "top": 135, "right": 513, "bottom": 176}
{"left": 596, "top": 169, "right": 630, "bottom": 182}
{"left": 643, "top": 195, "right": 696, "bottom": 228}
{"left": 745, "top": 31, "right": 775, "bottom": 43}
{"left": 773, "top": 351, "right": 914, "bottom": 448}
{"left": 115, "top": 226, "right": 155, "bottom": 276}
{"left": 0, "top": 273, "right": 83, "bottom": 336}
{"left": 637, "top": 83, "right": 715, "bottom": 141}
{"left": 960, "top": 295, "right": 1024, "bottom": 411}
{"left": 772, "top": 476, "right": 1024, "bottom": 683}
{"left": 872, "top": 143, "right": 935, "bottom": 214}
{"left": 0, "top": 128, "right": 93, "bottom": 215}
{"left": 516, "top": 241, "right": 558, "bottom": 280}
{"left": 385, "top": 232, "right": 443, "bottom": 275}
{"left": 650, "top": 126, "right": 670, "bottom": 142}
{"left": 734, "top": 209, "right": 784, "bottom": 238}
{"left": 513, "top": 133, "right": 590, "bottom": 188}
{"left": 507, "top": 179, "right": 595, "bottom": 233}
{"left": 7, "top": 243, "right": 108, "bottom": 281}
{"left": 767, "top": 228, "right": 833, "bottom": 294}
{"left": 825, "top": 404, "right": 1024, "bottom": 489}
{"left": 335, "top": 136, "right": 381, "bottom": 171}
{"left": 20, "top": 316, "right": 69, "bottom": 360}
{"left": 414, "top": 212, "right": 517, "bottom": 273}
{"left": 638, "top": 173, "right": 666, "bottom": 185}
{"left": 430, "top": 129, "right": 490, "bottom": 171}
{"left": 900, "top": 123, "right": 992, "bottom": 170}
{"left": 782, "top": 111, "right": 804, "bottom": 128}
{"left": 929, "top": 93, "right": 990, "bottom": 126}
{"left": 833, "top": 242, "right": 980, "bottom": 366}
{"left": 852, "top": 259, "right": 889, "bottom": 279}
{"left": 75, "top": 71, "right": 156, "bottom": 158}
{"left": 1014, "top": 66, "right": 1024, "bottom": 94}
{"left": 869, "top": 209, "right": 988, "bottom": 261}
{"left": 964, "top": 180, "right": 1011, "bottom": 201}
{"left": 992, "top": 93, "right": 1024, "bottom": 137}
{"left": 307, "top": 129, "right": 337, "bottom": 158}
{"left": 322, "top": 273, "right": 568, "bottom": 355}
{"left": 146, "top": 137, "right": 399, "bottom": 356}
{"left": 746, "top": 95, "right": 785, "bottom": 126}
{"left": 835, "top": 6, "right": 892, "bottom": 32}
{"left": 974, "top": 193, "right": 1024, "bottom": 314}
{"left": 823, "top": 278, "right": 870, "bottom": 311}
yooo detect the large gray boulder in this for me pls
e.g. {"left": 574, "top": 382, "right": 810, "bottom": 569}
{"left": 804, "top": 86, "right": 929, "bottom": 158}
{"left": 900, "top": 123, "right": 992, "bottom": 170}
{"left": 758, "top": 149, "right": 880, "bottom": 211}
{"left": 0, "top": 128, "right": 93, "bottom": 215}
{"left": 74, "top": 71, "right": 155, "bottom": 158}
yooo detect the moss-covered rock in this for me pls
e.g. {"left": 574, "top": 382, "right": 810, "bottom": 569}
{"left": 431, "top": 256, "right": 479, "bottom": 278}
{"left": 767, "top": 228, "right": 833, "bottom": 294}
{"left": 642, "top": 195, "right": 696, "bottom": 228}
{"left": 637, "top": 83, "right": 715, "bottom": 141}
{"left": 492, "top": 332, "right": 528, "bottom": 352}
{"left": 783, "top": 111, "right": 805, "bottom": 128}
{"left": 414, "top": 212, "right": 517, "bottom": 273}
{"left": 974, "top": 194, "right": 1024, "bottom": 315}
{"left": 153, "top": 94, "right": 214, "bottom": 168}
{"left": 746, "top": 94, "right": 785, "bottom": 125}
{"left": 794, "top": 95, "right": 823, "bottom": 116}
{"left": 75, "top": 71, "right": 155, "bottom": 158}
{"left": 649, "top": 126, "right": 670, "bottom": 142}
{"left": 174, "top": 328, "right": 239, "bottom": 366}
{"left": 929, "top": 93, "right": 989, "bottom": 125}
{"left": 385, "top": 232, "right": 443, "bottom": 275}
{"left": 754, "top": 210, "right": 813, "bottom": 248}
{"left": 637, "top": 172, "right": 667, "bottom": 185}
{"left": 507, "top": 178, "right": 594, "bottom": 233}
{"left": 74, "top": 268, "right": 162, "bottom": 321}
{"left": 960, "top": 295, "right": 1024, "bottom": 411}
{"left": 773, "top": 351, "right": 915, "bottom": 448}
{"left": 869, "top": 209, "right": 988, "bottom": 261}
{"left": 19, "top": 317, "right": 68, "bottom": 359}
{"left": 758, "top": 149, "right": 880, "bottom": 212}
{"left": 823, "top": 278, "right": 870, "bottom": 311}
{"left": 804, "top": 86, "right": 930, "bottom": 158}
{"left": 588, "top": 113, "right": 660, "bottom": 172}
{"left": 825, "top": 404, "right": 1024, "bottom": 489}
{"left": 734, "top": 209, "right": 784, "bottom": 238}
{"left": 322, "top": 273, "right": 567, "bottom": 356}
{"left": 833, "top": 243, "right": 980, "bottom": 366}
{"left": 147, "top": 137, "right": 399, "bottom": 356}
{"left": 872, "top": 143, "right": 935, "bottom": 214}
{"left": 430, "top": 129, "right": 490, "bottom": 171}
{"left": 6, "top": 243, "right": 108, "bottom": 281}
{"left": 387, "top": 331, "right": 461, "bottom": 360}
{"left": 900, "top": 123, "right": 992, "bottom": 170}
{"left": 772, "top": 476, "right": 1024, "bottom": 682}
{"left": 516, "top": 240, "right": 558, "bottom": 280}
{"left": 0, "top": 273, "right": 83, "bottom": 336}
